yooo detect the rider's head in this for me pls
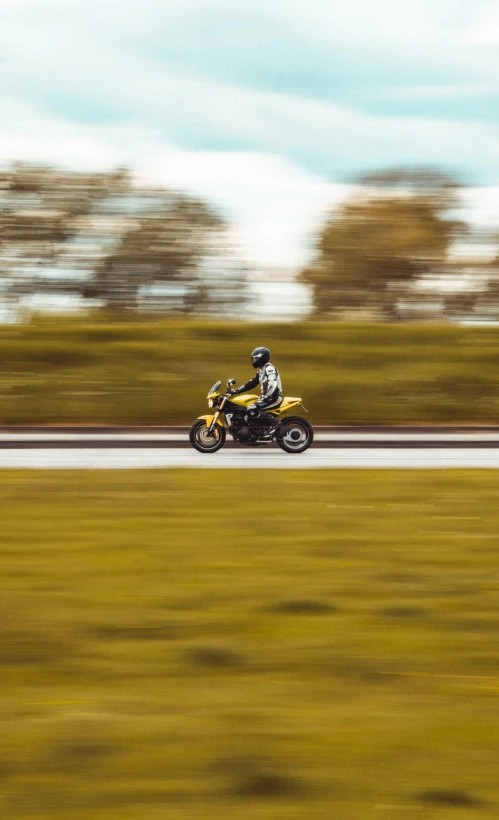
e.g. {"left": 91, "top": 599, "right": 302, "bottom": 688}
{"left": 251, "top": 346, "right": 271, "bottom": 369}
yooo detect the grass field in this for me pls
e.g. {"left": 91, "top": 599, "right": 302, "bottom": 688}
{"left": 3, "top": 315, "right": 499, "bottom": 424}
{"left": 1, "top": 469, "right": 499, "bottom": 818}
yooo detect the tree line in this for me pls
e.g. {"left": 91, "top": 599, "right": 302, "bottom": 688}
{"left": 0, "top": 164, "right": 247, "bottom": 317}
{"left": 302, "top": 168, "right": 499, "bottom": 322}
{"left": 1, "top": 163, "right": 498, "bottom": 322}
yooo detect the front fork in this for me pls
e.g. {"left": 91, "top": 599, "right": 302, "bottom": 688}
{"left": 208, "top": 396, "right": 227, "bottom": 435}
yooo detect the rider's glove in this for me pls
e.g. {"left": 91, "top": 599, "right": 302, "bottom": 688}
{"left": 229, "top": 388, "right": 238, "bottom": 395}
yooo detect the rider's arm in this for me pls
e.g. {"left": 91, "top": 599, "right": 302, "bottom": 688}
{"left": 234, "top": 373, "right": 260, "bottom": 394}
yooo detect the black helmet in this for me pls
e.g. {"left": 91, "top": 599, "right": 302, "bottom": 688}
{"left": 251, "top": 346, "right": 270, "bottom": 369}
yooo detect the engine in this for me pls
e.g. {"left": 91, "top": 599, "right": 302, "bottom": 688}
{"left": 230, "top": 412, "right": 273, "bottom": 444}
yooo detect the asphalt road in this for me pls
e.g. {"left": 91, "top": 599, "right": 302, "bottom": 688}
{"left": 2, "top": 427, "right": 499, "bottom": 468}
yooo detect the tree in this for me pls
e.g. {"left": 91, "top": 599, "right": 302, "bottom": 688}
{"left": 471, "top": 235, "right": 499, "bottom": 321}
{"left": 301, "top": 168, "right": 465, "bottom": 320}
{"left": 0, "top": 163, "right": 246, "bottom": 317}
{"left": 0, "top": 163, "right": 129, "bottom": 268}
{"left": 86, "top": 194, "right": 229, "bottom": 312}
{"left": 0, "top": 164, "right": 131, "bottom": 311}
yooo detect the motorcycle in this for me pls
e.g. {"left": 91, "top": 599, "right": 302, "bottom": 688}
{"left": 189, "top": 378, "right": 314, "bottom": 454}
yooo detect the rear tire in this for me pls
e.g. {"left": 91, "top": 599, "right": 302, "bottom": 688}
{"left": 277, "top": 416, "right": 313, "bottom": 453}
{"left": 189, "top": 420, "right": 226, "bottom": 453}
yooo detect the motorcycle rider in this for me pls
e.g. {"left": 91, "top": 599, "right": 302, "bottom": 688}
{"left": 231, "top": 346, "right": 283, "bottom": 425}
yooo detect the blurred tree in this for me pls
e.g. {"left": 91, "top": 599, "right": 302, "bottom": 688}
{"left": 0, "top": 163, "right": 246, "bottom": 317}
{"left": 0, "top": 163, "right": 129, "bottom": 266}
{"left": 301, "top": 168, "right": 466, "bottom": 320}
{"left": 85, "top": 195, "right": 228, "bottom": 312}
{"left": 472, "top": 238, "right": 499, "bottom": 321}
{"left": 443, "top": 290, "right": 479, "bottom": 322}
{"left": 0, "top": 163, "right": 130, "bottom": 312}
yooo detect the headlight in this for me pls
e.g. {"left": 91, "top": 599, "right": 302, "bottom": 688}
{"left": 208, "top": 398, "right": 214, "bottom": 408}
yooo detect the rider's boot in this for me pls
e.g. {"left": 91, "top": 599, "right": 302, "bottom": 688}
{"left": 259, "top": 413, "right": 279, "bottom": 439}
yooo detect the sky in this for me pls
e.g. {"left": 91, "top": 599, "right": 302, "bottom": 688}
{"left": 1, "top": 0, "right": 499, "bottom": 268}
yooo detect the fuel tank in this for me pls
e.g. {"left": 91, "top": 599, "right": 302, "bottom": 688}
{"left": 228, "top": 393, "right": 259, "bottom": 407}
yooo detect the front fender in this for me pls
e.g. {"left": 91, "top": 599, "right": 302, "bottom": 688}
{"left": 197, "top": 414, "right": 226, "bottom": 427}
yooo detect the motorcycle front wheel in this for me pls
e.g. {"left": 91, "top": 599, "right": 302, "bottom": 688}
{"left": 277, "top": 416, "right": 313, "bottom": 453}
{"left": 189, "top": 420, "right": 226, "bottom": 453}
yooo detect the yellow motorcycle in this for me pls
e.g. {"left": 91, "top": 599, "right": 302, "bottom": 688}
{"left": 189, "top": 378, "right": 314, "bottom": 454}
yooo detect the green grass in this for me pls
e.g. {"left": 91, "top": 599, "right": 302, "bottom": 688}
{"left": 2, "top": 314, "right": 499, "bottom": 423}
{"left": 2, "top": 469, "right": 499, "bottom": 818}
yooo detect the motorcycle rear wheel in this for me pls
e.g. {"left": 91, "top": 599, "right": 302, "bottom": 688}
{"left": 277, "top": 416, "right": 313, "bottom": 453}
{"left": 189, "top": 420, "right": 226, "bottom": 453}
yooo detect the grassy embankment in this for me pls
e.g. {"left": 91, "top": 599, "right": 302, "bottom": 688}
{"left": 2, "top": 469, "right": 499, "bottom": 818}
{"left": 2, "top": 315, "right": 499, "bottom": 424}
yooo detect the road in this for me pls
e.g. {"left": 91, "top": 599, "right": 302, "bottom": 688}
{"left": 2, "top": 427, "right": 499, "bottom": 467}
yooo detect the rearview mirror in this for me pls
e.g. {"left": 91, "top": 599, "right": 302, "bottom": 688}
{"left": 227, "top": 378, "right": 236, "bottom": 386}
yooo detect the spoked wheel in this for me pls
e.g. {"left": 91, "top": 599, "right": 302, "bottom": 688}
{"left": 277, "top": 416, "right": 313, "bottom": 453}
{"left": 189, "top": 420, "right": 226, "bottom": 453}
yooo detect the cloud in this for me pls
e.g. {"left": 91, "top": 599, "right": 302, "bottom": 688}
{"left": 1, "top": 0, "right": 499, "bottom": 134}
{"left": 0, "top": 98, "right": 342, "bottom": 267}
{"left": 468, "top": 1, "right": 499, "bottom": 45}
{"left": 1, "top": 0, "right": 499, "bottom": 268}
{"left": 145, "top": 151, "right": 347, "bottom": 268}
{"left": 1, "top": 13, "right": 498, "bottom": 185}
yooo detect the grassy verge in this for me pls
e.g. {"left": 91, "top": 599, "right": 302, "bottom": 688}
{"left": 1, "top": 469, "right": 499, "bottom": 818}
{"left": 2, "top": 315, "right": 499, "bottom": 424}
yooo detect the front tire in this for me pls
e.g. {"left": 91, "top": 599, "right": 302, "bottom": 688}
{"left": 277, "top": 416, "right": 313, "bottom": 453}
{"left": 189, "top": 420, "right": 226, "bottom": 453}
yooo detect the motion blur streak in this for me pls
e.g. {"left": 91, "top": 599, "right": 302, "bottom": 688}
{"left": 2, "top": 1, "right": 499, "bottom": 816}
{"left": 1, "top": 164, "right": 498, "bottom": 323}
{"left": 1, "top": 470, "right": 499, "bottom": 817}
{"left": 0, "top": 164, "right": 248, "bottom": 320}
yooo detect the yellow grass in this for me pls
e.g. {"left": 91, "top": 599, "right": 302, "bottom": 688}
{"left": 1, "top": 469, "right": 499, "bottom": 818}
{"left": 2, "top": 314, "right": 499, "bottom": 423}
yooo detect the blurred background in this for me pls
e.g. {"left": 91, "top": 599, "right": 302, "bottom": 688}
{"left": 3, "top": 3, "right": 499, "bottom": 819}
{"left": 1, "top": 0, "right": 499, "bottom": 327}
{"left": 1, "top": 0, "right": 499, "bottom": 426}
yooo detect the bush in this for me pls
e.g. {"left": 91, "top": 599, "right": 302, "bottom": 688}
{"left": 2, "top": 314, "right": 499, "bottom": 424}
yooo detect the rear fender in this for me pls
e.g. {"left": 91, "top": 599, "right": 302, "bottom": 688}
{"left": 197, "top": 414, "right": 226, "bottom": 427}
{"left": 272, "top": 398, "right": 302, "bottom": 415}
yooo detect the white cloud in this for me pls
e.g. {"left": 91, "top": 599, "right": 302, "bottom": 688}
{"left": 385, "top": 81, "right": 499, "bottom": 101}
{"left": 468, "top": 2, "right": 499, "bottom": 44}
{"left": 0, "top": 100, "right": 342, "bottom": 267}
{"left": 1, "top": 85, "right": 499, "bottom": 270}
{"left": 3, "top": 34, "right": 499, "bottom": 179}
{"left": 1, "top": 0, "right": 499, "bottom": 270}
{"left": 142, "top": 151, "right": 347, "bottom": 267}
{"left": 462, "top": 187, "right": 499, "bottom": 229}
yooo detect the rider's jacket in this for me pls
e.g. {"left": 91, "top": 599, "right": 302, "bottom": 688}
{"left": 236, "top": 362, "right": 283, "bottom": 410}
